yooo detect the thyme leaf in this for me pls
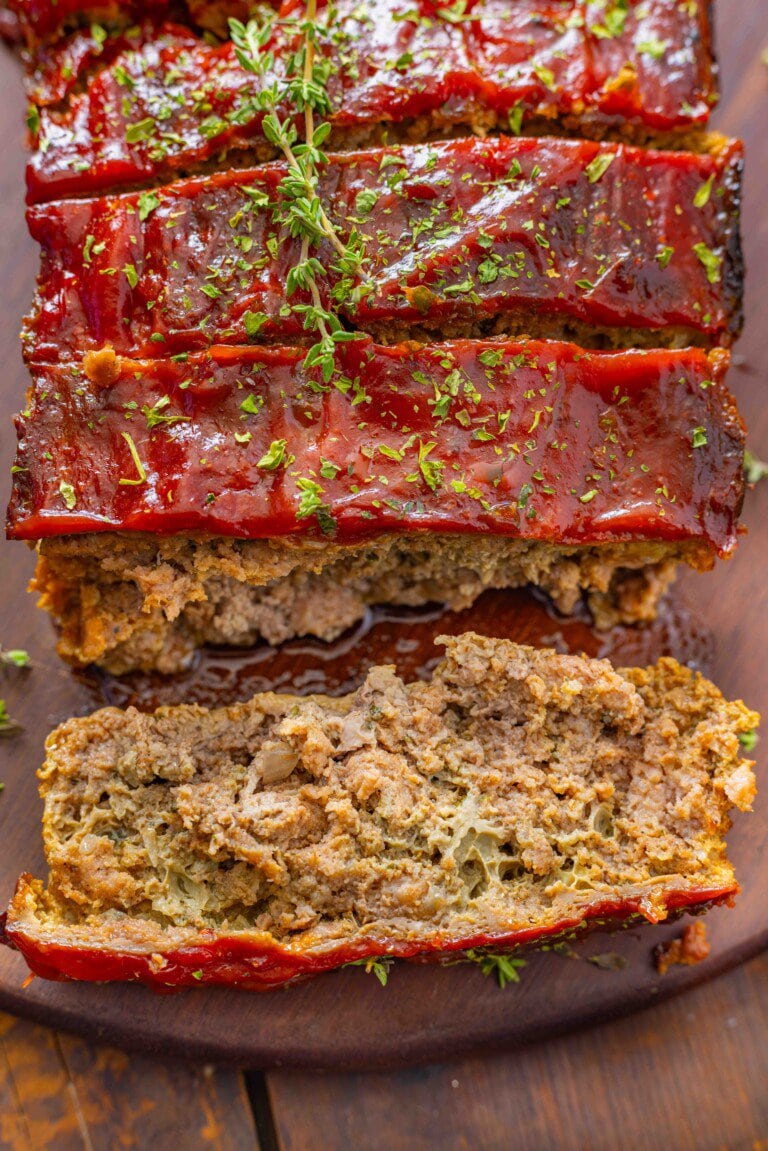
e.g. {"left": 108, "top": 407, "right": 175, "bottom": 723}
{"left": 466, "top": 950, "right": 526, "bottom": 988}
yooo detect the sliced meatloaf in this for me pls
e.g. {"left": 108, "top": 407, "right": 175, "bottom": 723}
{"left": 21, "top": 0, "right": 718, "bottom": 203}
{"left": 2, "top": 633, "right": 757, "bottom": 990}
{"left": 8, "top": 338, "right": 744, "bottom": 672}
{"left": 24, "top": 136, "right": 744, "bottom": 361}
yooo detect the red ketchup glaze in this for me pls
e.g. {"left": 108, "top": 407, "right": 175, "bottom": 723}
{"left": 7, "top": 337, "right": 744, "bottom": 551}
{"left": 23, "top": 0, "right": 717, "bottom": 204}
{"left": 9, "top": 0, "right": 175, "bottom": 44}
{"left": 2, "top": 885, "right": 736, "bottom": 990}
{"left": 24, "top": 136, "right": 743, "bottom": 364}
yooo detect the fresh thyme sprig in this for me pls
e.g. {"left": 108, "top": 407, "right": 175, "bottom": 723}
{"left": 229, "top": 3, "right": 367, "bottom": 383}
{"left": 466, "top": 950, "right": 526, "bottom": 989}
{"left": 346, "top": 956, "right": 393, "bottom": 986}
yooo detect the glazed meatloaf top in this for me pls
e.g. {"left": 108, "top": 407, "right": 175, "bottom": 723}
{"left": 20, "top": 0, "right": 718, "bottom": 202}
{"left": 24, "top": 136, "right": 744, "bottom": 362}
{"left": 7, "top": 338, "right": 744, "bottom": 551}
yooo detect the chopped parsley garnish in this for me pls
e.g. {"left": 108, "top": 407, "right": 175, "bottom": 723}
{"left": 0, "top": 649, "right": 31, "bottom": 669}
{"left": 693, "top": 174, "right": 715, "bottom": 209}
{"left": 355, "top": 188, "right": 378, "bottom": 215}
{"left": 636, "top": 37, "right": 669, "bottom": 60}
{"left": 240, "top": 393, "right": 263, "bottom": 415}
{"left": 744, "top": 450, "right": 768, "bottom": 485}
{"left": 691, "top": 426, "right": 708, "bottom": 449}
{"left": 59, "top": 480, "right": 77, "bottom": 510}
{"left": 692, "top": 242, "right": 721, "bottom": 284}
{"left": 137, "top": 190, "right": 161, "bottom": 222}
{"left": 507, "top": 101, "right": 524, "bottom": 135}
{"left": 739, "top": 730, "right": 759, "bottom": 753}
{"left": 243, "top": 310, "right": 269, "bottom": 338}
{"left": 125, "top": 117, "right": 156, "bottom": 144}
{"left": 257, "top": 439, "right": 290, "bottom": 470}
{"left": 295, "top": 477, "right": 335, "bottom": 533}
{"left": 585, "top": 152, "right": 615, "bottom": 183}
{"left": 656, "top": 245, "right": 674, "bottom": 269}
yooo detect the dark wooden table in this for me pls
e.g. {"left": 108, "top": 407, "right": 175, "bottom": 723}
{"left": 1, "top": 1, "right": 768, "bottom": 1147}
{"left": 1, "top": 955, "right": 768, "bottom": 1150}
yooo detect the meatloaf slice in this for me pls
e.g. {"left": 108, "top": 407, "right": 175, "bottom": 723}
{"left": 23, "top": 0, "right": 719, "bottom": 203}
{"left": 3, "top": 633, "right": 757, "bottom": 990}
{"left": 24, "top": 137, "right": 744, "bottom": 362}
{"left": 7, "top": 339, "right": 744, "bottom": 672}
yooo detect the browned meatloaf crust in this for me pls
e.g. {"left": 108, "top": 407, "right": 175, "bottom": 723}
{"left": 33, "top": 534, "right": 702, "bottom": 674}
{"left": 3, "top": 633, "right": 757, "bottom": 990}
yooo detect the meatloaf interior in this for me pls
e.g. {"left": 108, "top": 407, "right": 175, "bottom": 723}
{"left": 33, "top": 534, "right": 704, "bottom": 674}
{"left": 5, "top": 633, "right": 757, "bottom": 988}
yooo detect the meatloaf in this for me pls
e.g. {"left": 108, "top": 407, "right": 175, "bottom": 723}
{"left": 24, "top": 136, "right": 744, "bottom": 361}
{"left": 21, "top": 0, "right": 719, "bottom": 203}
{"left": 2, "top": 633, "right": 757, "bottom": 990}
{"left": 8, "top": 338, "right": 744, "bottom": 672}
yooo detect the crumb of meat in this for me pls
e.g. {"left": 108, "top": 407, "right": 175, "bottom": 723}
{"left": 654, "top": 921, "right": 711, "bottom": 975}
{"left": 8, "top": 634, "right": 758, "bottom": 962}
{"left": 82, "top": 346, "right": 120, "bottom": 389}
{"left": 31, "top": 534, "right": 707, "bottom": 674}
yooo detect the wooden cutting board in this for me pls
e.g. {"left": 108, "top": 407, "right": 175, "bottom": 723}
{"left": 0, "top": 0, "right": 766, "bottom": 1070}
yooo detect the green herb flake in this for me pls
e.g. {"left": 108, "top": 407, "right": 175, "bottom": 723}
{"left": 26, "top": 104, "right": 40, "bottom": 135}
{"left": 585, "top": 152, "right": 616, "bottom": 183}
{"left": 637, "top": 37, "right": 669, "bottom": 60}
{"left": 693, "top": 174, "right": 715, "bottom": 209}
{"left": 59, "top": 480, "right": 77, "bottom": 510}
{"left": 137, "top": 190, "right": 161, "bottom": 222}
{"left": 0, "top": 649, "right": 31, "bottom": 669}
{"left": 739, "top": 730, "right": 759, "bottom": 753}
{"left": 656, "top": 245, "right": 674, "bottom": 269}
{"left": 507, "top": 100, "right": 524, "bottom": 135}
{"left": 744, "top": 449, "right": 768, "bottom": 485}
{"left": 692, "top": 242, "right": 722, "bottom": 284}
{"left": 257, "top": 438, "right": 289, "bottom": 470}
{"left": 355, "top": 188, "right": 378, "bottom": 215}
{"left": 125, "top": 117, "right": 156, "bottom": 144}
{"left": 240, "top": 393, "right": 262, "bottom": 416}
{"left": 320, "top": 457, "right": 341, "bottom": 479}
{"left": 691, "top": 425, "right": 708, "bottom": 449}
{"left": 533, "top": 62, "right": 556, "bottom": 91}
{"left": 243, "top": 310, "right": 269, "bottom": 338}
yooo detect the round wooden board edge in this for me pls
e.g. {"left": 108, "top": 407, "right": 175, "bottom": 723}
{"left": 0, "top": 923, "right": 765, "bottom": 1070}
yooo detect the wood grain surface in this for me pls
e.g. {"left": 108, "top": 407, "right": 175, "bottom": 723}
{"left": 0, "top": 0, "right": 766, "bottom": 1072}
{"left": 1, "top": 953, "right": 767, "bottom": 1150}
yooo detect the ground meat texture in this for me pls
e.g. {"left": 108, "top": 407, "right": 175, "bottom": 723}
{"left": 23, "top": 136, "right": 743, "bottom": 362}
{"left": 3, "top": 634, "right": 757, "bottom": 990}
{"left": 20, "top": 1, "right": 718, "bottom": 203}
{"left": 33, "top": 533, "right": 694, "bottom": 674}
